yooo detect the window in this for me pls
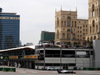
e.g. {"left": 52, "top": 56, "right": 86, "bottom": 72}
{"left": 78, "top": 35, "right": 79, "bottom": 37}
{"left": 67, "top": 17, "right": 71, "bottom": 27}
{"left": 67, "top": 17, "right": 71, "bottom": 19}
{"left": 83, "top": 25, "right": 85, "bottom": 27}
{"left": 61, "top": 21, "right": 63, "bottom": 27}
{"left": 72, "top": 21, "right": 73, "bottom": 27}
{"left": 67, "top": 21, "right": 70, "bottom": 26}
{"left": 75, "top": 21, "right": 77, "bottom": 27}
{"left": 67, "top": 33, "right": 70, "bottom": 40}
{"left": 83, "top": 33, "right": 85, "bottom": 35}
{"left": 92, "top": 4, "right": 95, "bottom": 17}
{"left": 64, "top": 21, "right": 66, "bottom": 27}
{"left": 62, "top": 33, "right": 65, "bottom": 39}
{"left": 57, "top": 18, "right": 59, "bottom": 27}
{"left": 78, "top": 26, "right": 79, "bottom": 29}
{"left": 96, "top": 25, "right": 98, "bottom": 32}
{"left": 92, "top": 20, "right": 95, "bottom": 33}
{"left": 57, "top": 30, "right": 59, "bottom": 39}
{"left": 92, "top": 20, "right": 95, "bottom": 27}
{"left": 90, "top": 26, "right": 91, "bottom": 33}
{"left": 78, "top": 31, "right": 79, "bottom": 33}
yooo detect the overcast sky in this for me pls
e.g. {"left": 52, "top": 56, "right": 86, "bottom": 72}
{"left": 0, "top": 0, "right": 88, "bottom": 45}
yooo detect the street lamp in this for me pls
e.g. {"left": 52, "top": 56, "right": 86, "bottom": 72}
{"left": 60, "top": 46, "right": 62, "bottom": 69}
{"left": 43, "top": 45, "right": 45, "bottom": 69}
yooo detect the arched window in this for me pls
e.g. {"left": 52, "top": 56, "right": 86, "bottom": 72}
{"left": 90, "top": 36, "right": 93, "bottom": 41}
{"left": 94, "top": 36, "right": 96, "bottom": 40}
{"left": 92, "top": 20, "right": 95, "bottom": 33}
{"left": 75, "top": 21, "right": 77, "bottom": 27}
{"left": 92, "top": 4, "right": 95, "bottom": 17}
{"left": 57, "top": 18, "right": 59, "bottom": 27}
{"left": 96, "top": 25, "right": 98, "bottom": 32}
{"left": 61, "top": 21, "right": 63, "bottom": 27}
{"left": 92, "top": 20, "right": 95, "bottom": 27}
{"left": 64, "top": 21, "right": 66, "bottom": 27}
{"left": 87, "top": 37, "right": 89, "bottom": 41}
{"left": 67, "top": 17, "right": 71, "bottom": 27}
{"left": 90, "top": 26, "right": 91, "bottom": 33}
{"left": 72, "top": 21, "right": 73, "bottom": 27}
{"left": 62, "top": 33, "right": 65, "bottom": 39}
{"left": 67, "top": 33, "right": 70, "bottom": 40}
{"left": 67, "top": 17, "right": 71, "bottom": 19}
{"left": 57, "top": 30, "right": 59, "bottom": 39}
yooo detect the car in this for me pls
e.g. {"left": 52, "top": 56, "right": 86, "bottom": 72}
{"left": 47, "top": 67, "right": 55, "bottom": 70}
{"left": 57, "top": 69, "right": 76, "bottom": 74}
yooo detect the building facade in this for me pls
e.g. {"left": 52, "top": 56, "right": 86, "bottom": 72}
{"left": 0, "top": 8, "right": 20, "bottom": 49}
{"left": 55, "top": 9, "right": 88, "bottom": 45}
{"left": 86, "top": 0, "right": 100, "bottom": 41}
{"left": 41, "top": 31, "right": 55, "bottom": 43}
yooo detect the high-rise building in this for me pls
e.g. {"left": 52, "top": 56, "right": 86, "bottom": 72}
{"left": 41, "top": 31, "right": 55, "bottom": 43}
{"left": 86, "top": 0, "right": 100, "bottom": 41}
{"left": 0, "top": 8, "right": 20, "bottom": 49}
{"left": 55, "top": 8, "right": 88, "bottom": 45}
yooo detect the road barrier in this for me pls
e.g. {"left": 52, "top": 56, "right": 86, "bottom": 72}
{"left": 0, "top": 68, "right": 16, "bottom": 72}
{"left": 83, "top": 68, "right": 100, "bottom": 70}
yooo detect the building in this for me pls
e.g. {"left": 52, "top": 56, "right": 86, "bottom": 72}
{"left": 35, "top": 47, "right": 93, "bottom": 70}
{"left": 0, "top": 8, "right": 20, "bottom": 49}
{"left": 41, "top": 31, "right": 55, "bottom": 43}
{"left": 0, "top": 46, "right": 37, "bottom": 69}
{"left": 0, "top": 45, "right": 93, "bottom": 70}
{"left": 86, "top": 0, "right": 100, "bottom": 41}
{"left": 55, "top": 8, "right": 88, "bottom": 45}
{"left": 93, "top": 40, "right": 100, "bottom": 68}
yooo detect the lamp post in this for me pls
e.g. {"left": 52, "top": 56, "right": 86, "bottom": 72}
{"left": 43, "top": 46, "right": 45, "bottom": 69}
{"left": 60, "top": 46, "right": 62, "bottom": 69}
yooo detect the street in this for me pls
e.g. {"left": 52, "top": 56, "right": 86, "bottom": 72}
{"left": 0, "top": 67, "right": 100, "bottom": 75}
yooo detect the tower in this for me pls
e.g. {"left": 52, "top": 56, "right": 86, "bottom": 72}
{"left": 86, "top": 0, "right": 100, "bottom": 41}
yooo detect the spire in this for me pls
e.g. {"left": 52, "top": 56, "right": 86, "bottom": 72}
{"left": 55, "top": 8, "right": 57, "bottom": 13}
{"left": 76, "top": 7, "right": 77, "bottom": 12}
{"left": 61, "top": 6, "right": 62, "bottom": 11}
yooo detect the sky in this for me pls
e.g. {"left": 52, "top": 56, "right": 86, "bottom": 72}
{"left": 0, "top": 0, "right": 88, "bottom": 45}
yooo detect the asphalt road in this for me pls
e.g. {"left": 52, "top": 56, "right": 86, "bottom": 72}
{"left": 0, "top": 66, "right": 100, "bottom": 75}
{"left": 0, "top": 72, "right": 100, "bottom": 75}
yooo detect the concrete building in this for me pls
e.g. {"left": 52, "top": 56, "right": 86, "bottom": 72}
{"left": 86, "top": 0, "right": 100, "bottom": 41}
{"left": 55, "top": 9, "right": 88, "bottom": 45}
{"left": 0, "top": 8, "right": 20, "bottom": 50}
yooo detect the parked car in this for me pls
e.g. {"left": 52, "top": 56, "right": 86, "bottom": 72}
{"left": 57, "top": 69, "right": 76, "bottom": 74}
